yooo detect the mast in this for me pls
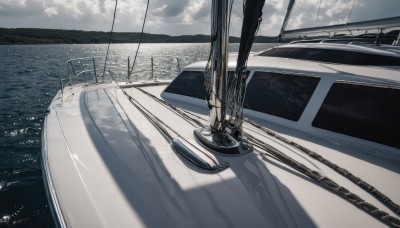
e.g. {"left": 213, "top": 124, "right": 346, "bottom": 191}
{"left": 208, "top": 0, "right": 230, "bottom": 134}
{"left": 194, "top": 0, "right": 265, "bottom": 155}
{"left": 195, "top": 0, "right": 241, "bottom": 155}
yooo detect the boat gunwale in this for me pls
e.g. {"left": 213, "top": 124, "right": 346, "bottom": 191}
{"left": 41, "top": 105, "right": 67, "bottom": 228}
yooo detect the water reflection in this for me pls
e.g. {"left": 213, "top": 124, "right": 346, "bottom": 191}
{"left": 0, "top": 43, "right": 273, "bottom": 227}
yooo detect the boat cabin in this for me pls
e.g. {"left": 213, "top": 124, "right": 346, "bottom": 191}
{"left": 258, "top": 43, "right": 400, "bottom": 68}
{"left": 161, "top": 54, "right": 400, "bottom": 159}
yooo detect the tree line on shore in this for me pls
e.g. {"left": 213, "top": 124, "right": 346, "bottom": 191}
{"left": 0, "top": 28, "right": 281, "bottom": 45}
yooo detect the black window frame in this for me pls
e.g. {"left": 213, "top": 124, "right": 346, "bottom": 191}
{"left": 312, "top": 80, "right": 400, "bottom": 149}
{"left": 163, "top": 70, "right": 248, "bottom": 100}
{"left": 258, "top": 47, "right": 400, "bottom": 66}
{"left": 243, "top": 71, "right": 320, "bottom": 121}
{"left": 163, "top": 70, "right": 207, "bottom": 100}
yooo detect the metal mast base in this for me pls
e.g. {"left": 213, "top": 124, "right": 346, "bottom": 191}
{"left": 194, "top": 128, "right": 252, "bottom": 155}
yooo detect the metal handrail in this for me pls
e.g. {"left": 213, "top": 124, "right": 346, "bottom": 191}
{"left": 75, "top": 70, "right": 95, "bottom": 82}
{"left": 66, "top": 55, "right": 183, "bottom": 87}
{"left": 59, "top": 78, "right": 70, "bottom": 101}
{"left": 151, "top": 55, "right": 181, "bottom": 70}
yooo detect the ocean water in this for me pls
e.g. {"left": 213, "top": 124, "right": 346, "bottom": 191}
{"left": 0, "top": 43, "right": 274, "bottom": 227}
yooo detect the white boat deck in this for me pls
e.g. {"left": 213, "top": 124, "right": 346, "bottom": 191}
{"left": 43, "top": 78, "right": 400, "bottom": 227}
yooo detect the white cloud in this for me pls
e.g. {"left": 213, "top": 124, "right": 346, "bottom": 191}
{"left": 0, "top": 0, "right": 399, "bottom": 36}
{"left": 44, "top": 6, "right": 58, "bottom": 17}
{"left": 323, "top": 1, "right": 353, "bottom": 18}
{"left": 1, "top": 0, "right": 27, "bottom": 7}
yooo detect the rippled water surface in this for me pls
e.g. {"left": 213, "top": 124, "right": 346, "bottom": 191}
{"left": 0, "top": 43, "right": 273, "bottom": 227}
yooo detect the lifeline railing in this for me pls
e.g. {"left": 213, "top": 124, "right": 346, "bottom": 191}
{"left": 65, "top": 55, "right": 182, "bottom": 87}
{"left": 127, "top": 55, "right": 181, "bottom": 82}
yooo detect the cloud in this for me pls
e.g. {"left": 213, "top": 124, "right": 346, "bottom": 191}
{"left": 0, "top": 0, "right": 43, "bottom": 17}
{"left": 284, "top": 0, "right": 354, "bottom": 29}
{"left": 98, "top": 0, "right": 106, "bottom": 13}
{"left": 285, "top": 0, "right": 400, "bottom": 31}
{"left": 193, "top": 1, "right": 210, "bottom": 21}
{"left": 44, "top": 6, "right": 58, "bottom": 17}
{"left": 349, "top": 0, "right": 400, "bottom": 22}
{"left": 0, "top": 0, "right": 398, "bottom": 36}
{"left": 0, "top": 0, "right": 27, "bottom": 7}
{"left": 258, "top": 0, "right": 289, "bottom": 36}
{"left": 152, "top": 0, "right": 188, "bottom": 18}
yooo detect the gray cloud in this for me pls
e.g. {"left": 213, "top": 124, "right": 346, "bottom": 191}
{"left": 98, "top": 0, "right": 106, "bottom": 13}
{"left": 350, "top": 0, "right": 400, "bottom": 22}
{"left": 151, "top": 0, "right": 189, "bottom": 18}
{"left": 193, "top": 1, "right": 210, "bottom": 21}
{"left": 0, "top": 0, "right": 398, "bottom": 36}
{"left": 286, "top": 0, "right": 400, "bottom": 30}
{"left": 0, "top": 0, "right": 44, "bottom": 18}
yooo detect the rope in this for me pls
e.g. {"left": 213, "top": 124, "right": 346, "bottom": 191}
{"left": 244, "top": 119, "right": 400, "bottom": 217}
{"left": 128, "top": 0, "right": 150, "bottom": 81}
{"left": 102, "top": 0, "right": 118, "bottom": 79}
{"left": 244, "top": 134, "right": 400, "bottom": 228}
{"left": 135, "top": 86, "right": 400, "bottom": 227}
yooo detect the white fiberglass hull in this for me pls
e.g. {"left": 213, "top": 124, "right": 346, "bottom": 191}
{"left": 42, "top": 79, "right": 400, "bottom": 227}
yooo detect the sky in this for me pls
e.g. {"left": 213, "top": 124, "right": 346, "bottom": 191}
{"left": 0, "top": 0, "right": 399, "bottom": 36}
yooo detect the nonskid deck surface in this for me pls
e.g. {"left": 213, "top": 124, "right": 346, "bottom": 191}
{"left": 44, "top": 82, "right": 400, "bottom": 227}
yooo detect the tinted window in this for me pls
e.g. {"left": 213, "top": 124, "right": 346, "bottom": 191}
{"left": 244, "top": 72, "right": 320, "bottom": 121}
{"left": 164, "top": 71, "right": 241, "bottom": 100}
{"left": 164, "top": 71, "right": 206, "bottom": 99}
{"left": 259, "top": 47, "right": 400, "bottom": 66}
{"left": 312, "top": 82, "right": 400, "bottom": 148}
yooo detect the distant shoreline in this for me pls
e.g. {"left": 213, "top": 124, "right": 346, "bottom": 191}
{"left": 0, "top": 28, "right": 281, "bottom": 45}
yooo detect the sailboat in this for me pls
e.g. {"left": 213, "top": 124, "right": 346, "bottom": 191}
{"left": 42, "top": 0, "right": 400, "bottom": 227}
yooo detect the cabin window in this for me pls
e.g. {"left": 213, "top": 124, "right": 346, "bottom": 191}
{"left": 312, "top": 82, "right": 400, "bottom": 148}
{"left": 164, "top": 71, "right": 206, "bottom": 99}
{"left": 244, "top": 72, "right": 320, "bottom": 121}
{"left": 259, "top": 47, "right": 400, "bottom": 66}
{"left": 164, "top": 71, "right": 243, "bottom": 99}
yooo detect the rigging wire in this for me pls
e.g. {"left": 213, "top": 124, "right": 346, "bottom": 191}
{"left": 106, "top": 70, "right": 226, "bottom": 172}
{"left": 102, "top": 0, "right": 118, "bottom": 79}
{"left": 226, "top": 0, "right": 264, "bottom": 128}
{"left": 101, "top": 0, "right": 226, "bottom": 172}
{"left": 206, "top": 0, "right": 253, "bottom": 112}
{"left": 134, "top": 87, "right": 400, "bottom": 227}
{"left": 277, "top": 0, "right": 297, "bottom": 44}
{"left": 347, "top": 0, "right": 357, "bottom": 24}
{"left": 128, "top": 0, "right": 150, "bottom": 81}
{"left": 316, "top": 0, "right": 322, "bottom": 27}
{"left": 204, "top": 0, "right": 235, "bottom": 124}
{"left": 100, "top": 0, "right": 400, "bottom": 225}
